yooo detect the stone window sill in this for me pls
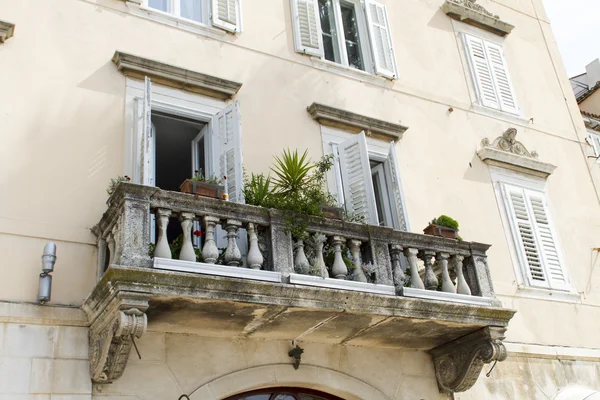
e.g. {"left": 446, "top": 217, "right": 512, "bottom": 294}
{"left": 309, "top": 57, "right": 392, "bottom": 86}
{"left": 511, "top": 285, "right": 582, "bottom": 304}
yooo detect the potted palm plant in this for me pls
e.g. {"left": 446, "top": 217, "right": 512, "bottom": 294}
{"left": 180, "top": 170, "right": 225, "bottom": 199}
{"left": 423, "top": 215, "right": 460, "bottom": 239}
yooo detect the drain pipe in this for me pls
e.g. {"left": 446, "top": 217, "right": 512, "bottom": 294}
{"left": 38, "top": 242, "right": 57, "bottom": 304}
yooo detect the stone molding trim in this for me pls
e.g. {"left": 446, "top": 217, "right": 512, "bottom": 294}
{"left": 307, "top": 102, "right": 408, "bottom": 140}
{"left": 112, "top": 51, "right": 242, "bottom": 100}
{"left": 0, "top": 20, "right": 15, "bottom": 43}
{"left": 86, "top": 291, "right": 150, "bottom": 383}
{"left": 430, "top": 326, "right": 508, "bottom": 393}
{"left": 442, "top": 0, "right": 514, "bottom": 37}
{"left": 478, "top": 128, "right": 557, "bottom": 178}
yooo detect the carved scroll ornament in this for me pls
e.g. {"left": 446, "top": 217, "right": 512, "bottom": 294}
{"left": 430, "top": 327, "right": 507, "bottom": 393}
{"left": 481, "top": 128, "right": 538, "bottom": 158}
{"left": 447, "top": 0, "right": 500, "bottom": 19}
{"left": 90, "top": 307, "right": 148, "bottom": 383}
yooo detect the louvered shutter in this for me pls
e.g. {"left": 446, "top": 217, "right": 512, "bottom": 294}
{"left": 338, "top": 132, "right": 378, "bottom": 225}
{"left": 141, "top": 76, "right": 155, "bottom": 186}
{"left": 212, "top": 0, "right": 241, "bottom": 33}
{"left": 290, "top": 0, "right": 323, "bottom": 57}
{"left": 525, "top": 190, "right": 569, "bottom": 290}
{"left": 212, "top": 101, "right": 244, "bottom": 203}
{"left": 502, "top": 184, "right": 548, "bottom": 287}
{"left": 385, "top": 142, "right": 410, "bottom": 231}
{"left": 484, "top": 41, "right": 518, "bottom": 113}
{"left": 365, "top": 0, "right": 397, "bottom": 79}
{"left": 464, "top": 34, "right": 500, "bottom": 110}
{"left": 589, "top": 132, "right": 600, "bottom": 158}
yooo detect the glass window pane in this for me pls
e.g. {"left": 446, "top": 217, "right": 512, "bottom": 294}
{"left": 180, "top": 0, "right": 202, "bottom": 22}
{"left": 318, "top": 0, "right": 339, "bottom": 63}
{"left": 340, "top": 2, "right": 364, "bottom": 70}
{"left": 148, "top": 0, "right": 168, "bottom": 12}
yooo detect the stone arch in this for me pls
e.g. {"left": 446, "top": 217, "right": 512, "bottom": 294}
{"left": 553, "top": 386, "right": 600, "bottom": 400}
{"left": 188, "top": 364, "right": 392, "bottom": 400}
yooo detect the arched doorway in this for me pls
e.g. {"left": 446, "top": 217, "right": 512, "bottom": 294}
{"left": 223, "top": 387, "right": 345, "bottom": 400}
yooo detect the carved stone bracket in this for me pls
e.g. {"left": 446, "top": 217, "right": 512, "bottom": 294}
{"left": 89, "top": 296, "right": 149, "bottom": 383}
{"left": 447, "top": 0, "right": 499, "bottom": 19}
{"left": 442, "top": 0, "right": 514, "bottom": 37}
{"left": 429, "top": 327, "right": 507, "bottom": 393}
{"left": 481, "top": 128, "right": 537, "bottom": 158}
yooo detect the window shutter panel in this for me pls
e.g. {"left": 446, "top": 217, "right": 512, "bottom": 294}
{"left": 338, "top": 132, "right": 378, "bottom": 225}
{"left": 212, "top": 0, "right": 241, "bottom": 33}
{"left": 484, "top": 41, "right": 518, "bottom": 113}
{"left": 290, "top": 0, "right": 323, "bottom": 57}
{"left": 142, "top": 76, "right": 155, "bottom": 186}
{"left": 502, "top": 184, "right": 548, "bottom": 288}
{"left": 386, "top": 142, "right": 410, "bottom": 231}
{"left": 213, "top": 101, "right": 244, "bottom": 203}
{"left": 463, "top": 34, "right": 500, "bottom": 110}
{"left": 365, "top": 0, "right": 397, "bottom": 79}
{"left": 589, "top": 132, "right": 600, "bottom": 158}
{"left": 525, "top": 190, "right": 569, "bottom": 290}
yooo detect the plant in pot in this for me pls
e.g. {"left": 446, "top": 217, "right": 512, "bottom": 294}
{"left": 423, "top": 215, "right": 460, "bottom": 239}
{"left": 180, "top": 170, "right": 225, "bottom": 199}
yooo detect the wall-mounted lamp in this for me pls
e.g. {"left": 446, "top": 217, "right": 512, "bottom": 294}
{"left": 38, "top": 242, "right": 57, "bottom": 304}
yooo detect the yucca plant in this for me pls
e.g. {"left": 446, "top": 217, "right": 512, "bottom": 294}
{"left": 243, "top": 173, "right": 273, "bottom": 207}
{"left": 271, "top": 149, "right": 314, "bottom": 195}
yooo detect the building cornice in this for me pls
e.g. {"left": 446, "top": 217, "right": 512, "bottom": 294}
{"left": 307, "top": 102, "right": 408, "bottom": 140}
{"left": 441, "top": 0, "right": 514, "bottom": 37}
{"left": 112, "top": 51, "right": 242, "bottom": 100}
{"left": 0, "top": 20, "right": 15, "bottom": 43}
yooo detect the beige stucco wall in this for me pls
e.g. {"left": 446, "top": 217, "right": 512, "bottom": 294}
{"left": 1, "top": 0, "right": 600, "bottom": 389}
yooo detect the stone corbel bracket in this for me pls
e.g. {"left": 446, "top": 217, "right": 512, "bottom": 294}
{"left": 442, "top": 0, "right": 514, "bottom": 37}
{"left": 0, "top": 20, "right": 15, "bottom": 43}
{"left": 85, "top": 291, "right": 150, "bottom": 383}
{"left": 478, "top": 128, "right": 557, "bottom": 178}
{"left": 430, "top": 326, "right": 507, "bottom": 393}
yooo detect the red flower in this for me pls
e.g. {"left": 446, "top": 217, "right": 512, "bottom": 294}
{"left": 124, "top": 176, "right": 131, "bottom": 181}
{"left": 223, "top": 176, "right": 227, "bottom": 180}
{"left": 195, "top": 170, "right": 199, "bottom": 173}
{"left": 193, "top": 230, "right": 203, "bottom": 237}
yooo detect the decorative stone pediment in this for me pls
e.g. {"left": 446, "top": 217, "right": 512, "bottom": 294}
{"left": 478, "top": 128, "right": 557, "bottom": 178}
{"left": 0, "top": 20, "right": 15, "bottom": 43}
{"left": 112, "top": 51, "right": 242, "bottom": 100}
{"left": 442, "top": 0, "right": 514, "bottom": 37}
{"left": 430, "top": 326, "right": 508, "bottom": 393}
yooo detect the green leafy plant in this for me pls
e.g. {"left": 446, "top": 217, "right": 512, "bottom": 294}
{"left": 191, "top": 169, "right": 221, "bottom": 185}
{"left": 271, "top": 149, "right": 314, "bottom": 195}
{"left": 431, "top": 215, "right": 459, "bottom": 230}
{"left": 243, "top": 173, "right": 273, "bottom": 208}
{"left": 107, "top": 175, "right": 131, "bottom": 196}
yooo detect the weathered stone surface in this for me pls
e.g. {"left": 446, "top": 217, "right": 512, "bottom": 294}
{"left": 441, "top": 0, "right": 514, "bottom": 37}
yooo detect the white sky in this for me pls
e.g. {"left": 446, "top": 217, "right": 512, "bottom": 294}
{"left": 543, "top": 0, "right": 600, "bottom": 77}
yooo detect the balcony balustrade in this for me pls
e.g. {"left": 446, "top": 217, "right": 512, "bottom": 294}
{"left": 85, "top": 183, "right": 514, "bottom": 393}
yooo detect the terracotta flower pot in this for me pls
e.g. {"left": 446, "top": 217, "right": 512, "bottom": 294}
{"left": 180, "top": 179, "right": 224, "bottom": 199}
{"left": 423, "top": 223, "right": 458, "bottom": 239}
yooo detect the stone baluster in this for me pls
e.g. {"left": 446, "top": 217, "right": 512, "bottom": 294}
{"left": 330, "top": 236, "right": 347, "bottom": 280}
{"left": 246, "top": 223, "right": 263, "bottom": 270}
{"left": 437, "top": 252, "right": 456, "bottom": 293}
{"left": 348, "top": 239, "right": 367, "bottom": 282}
{"left": 202, "top": 216, "right": 220, "bottom": 264}
{"left": 154, "top": 208, "right": 172, "bottom": 259}
{"left": 421, "top": 250, "right": 438, "bottom": 291}
{"left": 107, "top": 231, "right": 116, "bottom": 267}
{"left": 178, "top": 212, "right": 196, "bottom": 262}
{"left": 453, "top": 255, "right": 471, "bottom": 295}
{"left": 390, "top": 245, "right": 405, "bottom": 293}
{"left": 404, "top": 248, "right": 424, "bottom": 289}
{"left": 312, "top": 233, "right": 328, "bottom": 278}
{"left": 223, "top": 219, "right": 242, "bottom": 266}
{"left": 293, "top": 238, "right": 311, "bottom": 275}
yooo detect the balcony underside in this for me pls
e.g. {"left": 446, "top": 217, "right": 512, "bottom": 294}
{"left": 87, "top": 266, "right": 514, "bottom": 350}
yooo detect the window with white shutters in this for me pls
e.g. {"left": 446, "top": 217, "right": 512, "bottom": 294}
{"left": 144, "top": 0, "right": 241, "bottom": 33}
{"left": 290, "top": 0, "right": 398, "bottom": 79}
{"left": 464, "top": 33, "right": 518, "bottom": 114}
{"left": 588, "top": 131, "right": 600, "bottom": 161}
{"left": 502, "top": 184, "right": 569, "bottom": 291}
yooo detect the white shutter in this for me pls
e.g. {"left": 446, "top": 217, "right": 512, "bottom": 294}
{"left": 589, "top": 132, "right": 600, "bottom": 158}
{"left": 212, "top": 101, "right": 244, "bottom": 203}
{"left": 464, "top": 34, "right": 500, "bottom": 110}
{"left": 290, "top": 0, "right": 323, "bottom": 57}
{"left": 338, "top": 132, "right": 378, "bottom": 225}
{"left": 385, "top": 142, "right": 410, "bottom": 231}
{"left": 525, "top": 190, "right": 569, "bottom": 290}
{"left": 484, "top": 41, "right": 518, "bottom": 113}
{"left": 365, "top": 0, "right": 397, "bottom": 79}
{"left": 212, "top": 0, "right": 241, "bottom": 33}
{"left": 142, "top": 76, "right": 155, "bottom": 186}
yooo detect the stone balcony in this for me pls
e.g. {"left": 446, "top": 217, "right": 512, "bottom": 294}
{"left": 84, "top": 183, "right": 515, "bottom": 393}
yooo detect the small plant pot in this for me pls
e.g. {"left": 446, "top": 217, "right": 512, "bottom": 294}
{"left": 322, "top": 206, "right": 344, "bottom": 220}
{"left": 180, "top": 179, "right": 224, "bottom": 199}
{"left": 423, "top": 223, "right": 458, "bottom": 239}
